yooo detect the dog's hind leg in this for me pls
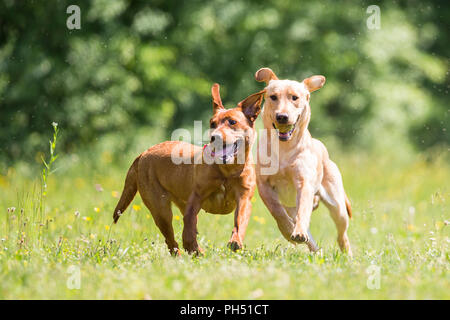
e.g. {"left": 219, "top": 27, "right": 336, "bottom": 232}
{"left": 171, "top": 198, "right": 187, "bottom": 218}
{"left": 182, "top": 192, "right": 204, "bottom": 255}
{"left": 320, "top": 160, "right": 352, "bottom": 256}
{"left": 139, "top": 178, "right": 180, "bottom": 256}
{"left": 322, "top": 197, "right": 351, "bottom": 256}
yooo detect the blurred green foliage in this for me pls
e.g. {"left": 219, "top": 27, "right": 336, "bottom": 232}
{"left": 0, "top": 0, "right": 448, "bottom": 165}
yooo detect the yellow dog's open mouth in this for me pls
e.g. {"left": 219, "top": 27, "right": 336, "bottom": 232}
{"left": 273, "top": 115, "right": 301, "bottom": 141}
{"left": 273, "top": 123, "right": 295, "bottom": 141}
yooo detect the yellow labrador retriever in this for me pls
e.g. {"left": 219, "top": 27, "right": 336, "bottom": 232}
{"left": 255, "top": 68, "right": 352, "bottom": 255}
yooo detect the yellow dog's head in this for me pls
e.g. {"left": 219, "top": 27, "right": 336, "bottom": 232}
{"left": 255, "top": 67, "right": 325, "bottom": 141}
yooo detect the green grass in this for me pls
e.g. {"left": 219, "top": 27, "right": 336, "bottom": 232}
{"left": 0, "top": 144, "right": 448, "bottom": 299}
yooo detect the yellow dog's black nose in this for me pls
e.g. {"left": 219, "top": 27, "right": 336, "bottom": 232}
{"left": 276, "top": 113, "right": 289, "bottom": 124}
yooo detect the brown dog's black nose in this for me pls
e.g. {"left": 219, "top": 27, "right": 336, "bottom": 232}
{"left": 276, "top": 113, "right": 289, "bottom": 124}
{"left": 210, "top": 133, "right": 221, "bottom": 143}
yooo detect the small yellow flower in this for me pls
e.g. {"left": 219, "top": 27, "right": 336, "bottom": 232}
{"left": 132, "top": 204, "right": 141, "bottom": 211}
{"left": 407, "top": 224, "right": 416, "bottom": 231}
{"left": 90, "top": 233, "right": 97, "bottom": 239}
{"left": 146, "top": 214, "right": 151, "bottom": 219}
{"left": 112, "top": 191, "right": 120, "bottom": 198}
{"left": 94, "top": 207, "right": 101, "bottom": 213}
{"left": 83, "top": 216, "right": 92, "bottom": 222}
{"left": 174, "top": 215, "right": 180, "bottom": 221}
{"left": 253, "top": 216, "right": 266, "bottom": 224}
{"left": 251, "top": 197, "right": 256, "bottom": 203}
{"left": 105, "top": 225, "right": 110, "bottom": 231}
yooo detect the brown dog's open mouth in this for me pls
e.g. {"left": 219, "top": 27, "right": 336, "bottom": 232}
{"left": 210, "top": 140, "right": 240, "bottom": 163}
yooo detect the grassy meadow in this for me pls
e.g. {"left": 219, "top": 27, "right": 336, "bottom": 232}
{"left": 0, "top": 137, "right": 448, "bottom": 299}
{"left": 1, "top": 0, "right": 449, "bottom": 301}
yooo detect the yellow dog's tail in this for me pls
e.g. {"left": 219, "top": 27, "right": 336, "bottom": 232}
{"left": 345, "top": 193, "right": 352, "bottom": 219}
{"left": 113, "top": 156, "right": 140, "bottom": 223}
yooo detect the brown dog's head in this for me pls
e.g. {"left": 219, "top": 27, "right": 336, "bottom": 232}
{"left": 255, "top": 67, "right": 325, "bottom": 142}
{"left": 207, "top": 83, "right": 265, "bottom": 164}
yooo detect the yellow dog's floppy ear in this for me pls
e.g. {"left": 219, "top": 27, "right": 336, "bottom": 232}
{"left": 255, "top": 67, "right": 279, "bottom": 85}
{"left": 303, "top": 75, "right": 326, "bottom": 92}
{"left": 211, "top": 83, "right": 224, "bottom": 113}
{"left": 238, "top": 89, "right": 266, "bottom": 123}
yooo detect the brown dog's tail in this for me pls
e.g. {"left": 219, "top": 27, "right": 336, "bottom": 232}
{"left": 344, "top": 193, "right": 352, "bottom": 219}
{"left": 113, "top": 156, "right": 140, "bottom": 223}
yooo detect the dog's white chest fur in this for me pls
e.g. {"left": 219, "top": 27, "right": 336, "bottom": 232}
{"left": 273, "top": 178, "right": 297, "bottom": 207}
{"left": 266, "top": 147, "right": 320, "bottom": 208}
{"left": 268, "top": 161, "right": 297, "bottom": 208}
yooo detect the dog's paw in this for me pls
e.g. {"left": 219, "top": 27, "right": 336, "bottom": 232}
{"left": 183, "top": 239, "right": 202, "bottom": 255}
{"left": 290, "top": 231, "right": 309, "bottom": 243}
{"left": 192, "top": 246, "right": 204, "bottom": 257}
{"left": 227, "top": 241, "right": 243, "bottom": 252}
{"left": 184, "top": 244, "right": 204, "bottom": 257}
{"left": 170, "top": 248, "right": 182, "bottom": 257}
{"left": 228, "top": 232, "right": 243, "bottom": 252}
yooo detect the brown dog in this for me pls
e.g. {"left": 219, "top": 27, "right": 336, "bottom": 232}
{"left": 255, "top": 68, "right": 352, "bottom": 256}
{"left": 113, "top": 84, "right": 265, "bottom": 255}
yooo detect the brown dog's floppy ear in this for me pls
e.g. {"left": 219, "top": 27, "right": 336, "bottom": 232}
{"left": 303, "top": 75, "right": 326, "bottom": 92}
{"left": 255, "top": 68, "right": 278, "bottom": 85}
{"left": 211, "top": 83, "right": 224, "bottom": 113}
{"left": 238, "top": 89, "right": 266, "bottom": 123}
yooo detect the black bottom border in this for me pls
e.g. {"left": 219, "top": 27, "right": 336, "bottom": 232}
{"left": 0, "top": 299, "right": 445, "bottom": 318}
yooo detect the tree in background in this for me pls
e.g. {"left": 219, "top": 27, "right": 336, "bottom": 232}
{"left": 0, "top": 0, "right": 447, "bottom": 166}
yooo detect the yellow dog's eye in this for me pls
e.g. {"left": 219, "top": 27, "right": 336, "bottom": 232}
{"left": 210, "top": 122, "right": 217, "bottom": 128}
{"left": 228, "top": 119, "right": 236, "bottom": 125}
{"left": 292, "top": 95, "right": 299, "bottom": 101}
{"left": 270, "top": 95, "right": 277, "bottom": 101}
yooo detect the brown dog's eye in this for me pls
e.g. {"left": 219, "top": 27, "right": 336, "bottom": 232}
{"left": 270, "top": 95, "right": 277, "bottom": 101}
{"left": 292, "top": 95, "right": 298, "bottom": 101}
{"left": 210, "top": 122, "right": 217, "bottom": 129}
{"left": 228, "top": 119, "right": 236, "bottom": 125}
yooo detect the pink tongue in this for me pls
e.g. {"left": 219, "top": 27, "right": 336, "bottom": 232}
{"left": 218, "top": 145, "right": 234, "bottom": 157}
{"left": 279, "top": 132, "right": 289, "bottom": 137}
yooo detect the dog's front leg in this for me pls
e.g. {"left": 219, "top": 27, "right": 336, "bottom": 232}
{"left": 228, "top": 188, "right": 253, "bottom": 251}
{"left": 182, "top": 192, "right": 203, "bottom": 255}
{"left": 257, "top": 179, "right": 296, "bottom": 241}
{"left": 291, "top": 182, "right": 315, "bottom": 244}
